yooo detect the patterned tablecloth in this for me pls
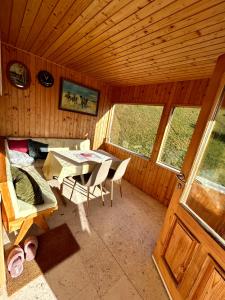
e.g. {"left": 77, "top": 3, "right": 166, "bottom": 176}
{"left": 42, "top": 150, "right": 121, "bottom": 183}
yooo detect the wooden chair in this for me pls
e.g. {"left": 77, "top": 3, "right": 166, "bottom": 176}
{"left": 70, "top": 160, "right": 112, "bottom": 209}
{"left": 106, "top": 158, "right": 131, "bottom": 206}
{"left": 0, "top": 139, "right": 58, "bottom": 245}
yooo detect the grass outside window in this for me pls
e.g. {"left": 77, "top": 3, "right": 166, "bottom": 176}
{"left": 110, "top": 104, "right": 163, "bottom": 157}
{"left": 158, "top": 107, "right": 200, "bottom": 170}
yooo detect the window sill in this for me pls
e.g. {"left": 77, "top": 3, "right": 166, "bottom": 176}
{"left": 156, "top": 161, "right": 180, "bottom": 174}
{"left": 105, "top": 142, "right": 150, "bottom": 161}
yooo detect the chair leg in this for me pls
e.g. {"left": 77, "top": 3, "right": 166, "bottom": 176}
{"left": 111, "top": 181, "right": 113, "bottom": 207}
{"left": 70, "top": 180, "right": 76, "bottom": 200}
{"left": 86, "top": 187, "right": 90, "bottom": 210}
{"left": 119, "top": 180, "right": 123, "bottom": 198}
{"left": 102, "top": 180, "right": 107, "bottom": 193}
{"left": 34, "top": 215, "right": 49, "bottom": 232}
{"left": 93, "top": 185, "right": 97, "bottom": 194}
{"left": 14, "top": 218, "right": 33, "bottom": 245}
{"left": 59, "top": 179, "right": 67, "bottom": 206}
{"left": 100, "top": 184, "right": 104, "bottom": 206}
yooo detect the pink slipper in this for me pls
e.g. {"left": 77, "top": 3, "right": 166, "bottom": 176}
{"left": 7, "top": 246, "right": 25, "bottom": 278}
{"left": 24, "top": 236, "right": 38, "bottom": 261}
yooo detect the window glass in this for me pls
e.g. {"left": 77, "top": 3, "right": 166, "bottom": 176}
{"left": 198, "top": 103, "right": 225, "bottom": 187}
{"left": 110, "top": 104, "right": 163, "bottom": 157}
{"left": 159, "top": 107, "right": 200, "bottom": 170}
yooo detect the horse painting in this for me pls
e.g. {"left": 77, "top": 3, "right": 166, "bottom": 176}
{"left": 60, "top": 79, "right": 99, "bottom": 116}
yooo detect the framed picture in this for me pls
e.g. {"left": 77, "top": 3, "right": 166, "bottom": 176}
{"left": 7, "top": 61, "right": 30, "bottom": 89}
{"left": 59, "top": 78, "right": 100, "bottom": 116}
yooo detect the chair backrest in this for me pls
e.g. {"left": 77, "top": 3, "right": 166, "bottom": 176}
{"left": 86, "top": 159, "right": 112, "bottom": 187}
{"left": 112, "top": 158, "right": 131, "bottom": 181}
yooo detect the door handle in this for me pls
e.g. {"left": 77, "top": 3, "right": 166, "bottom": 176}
{"left": 176, "top": 172, "right": 186, "bottom": 189}
{"left": 176, "top": 172, "right": 186, "bottom": 183}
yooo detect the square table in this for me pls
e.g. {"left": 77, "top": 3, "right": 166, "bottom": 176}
{"left": 43, "top": 149, "right": 121, "bottom": 184}
{"left": 42, "top": 149, "right": 121, "bottom": 206}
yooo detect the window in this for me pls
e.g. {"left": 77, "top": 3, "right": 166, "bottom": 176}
{"left": 198, "top": 100, "right": 225, "bottom": 187}
{"left": 182, "top": 89, "right": 225, "bottom": 245}
{"left": 158, "top": 107, "right": 200, "bottom": 170}
{"left": 110, "top": 104, "right": 163, "bottom": 157}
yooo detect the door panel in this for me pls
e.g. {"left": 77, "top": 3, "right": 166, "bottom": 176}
{"left": 189, "top": 256, "right": 225, "bottom": 300}
{"left": 163, "top": 220, "right": 198, "bottom": 284}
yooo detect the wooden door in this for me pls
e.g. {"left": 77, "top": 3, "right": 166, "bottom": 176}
{"left": 153, "top": 54, "right": 225, "bottom": 299}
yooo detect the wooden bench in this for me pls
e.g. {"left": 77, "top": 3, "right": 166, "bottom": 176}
{"left": 0, "top": 139, "right": 58, "bottom": 245}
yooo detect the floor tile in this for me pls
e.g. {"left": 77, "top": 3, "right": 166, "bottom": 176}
{"left": 84, "top": 247, "right": 123, "bottom": 297}
{"left": 102, "top": 275, "right": 142, "bottom": 300}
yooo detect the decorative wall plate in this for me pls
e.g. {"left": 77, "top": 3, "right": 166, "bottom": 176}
{"left": 7, "top": 61, "right": 30, "bottom": 89}
{"left": 38, "top": 70, "right": 54, "bottom": 87}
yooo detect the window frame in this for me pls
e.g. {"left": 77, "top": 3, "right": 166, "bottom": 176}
{"left": 108, "top": 103, "right": 165, "bottom": 159}
{"left": 156, "top": 105, "right": 201, "bottom": 173}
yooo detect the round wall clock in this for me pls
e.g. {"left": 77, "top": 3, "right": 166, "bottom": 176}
{"left": 7, "top": 61, "right": 30, "bottom": 89}
{"left": 38, "top": 70, "right": 54, "bottom": 87}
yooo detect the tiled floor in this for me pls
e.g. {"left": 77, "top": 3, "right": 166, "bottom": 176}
{"left": 3, "top": 178, "right": 168, "bottom": 300}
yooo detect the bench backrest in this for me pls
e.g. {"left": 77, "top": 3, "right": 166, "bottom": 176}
{"left": 6, "top": 137, "right": 90, "bottom": 152}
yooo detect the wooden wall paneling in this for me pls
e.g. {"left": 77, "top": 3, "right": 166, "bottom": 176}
{"left": 152, "top": 166, "right": 162, "bottom": 199}
{"left": 139, "top": 159, "right": 148, "bottom": 190}
{"left": 40, "top": 0, "right": 112, "bottom": 59}
{"left": 49, "top": 0, "right": 134, "bottom": 63}
{"left": 81, "top": 19, "right": 225, "bottom": 74}
{"left": 66, "top": 1, "right": 225, "bottom": 69}
{"left": 0, "top": 41, "right": 2, "bottom": 97}
{"left": 24, "top": 50, "right": 32, "bottom": 137}
{"left": 155, "top": 167, "right": 166, "bottom": 201}
{"left": 29, "top": 48, "right": 36, "bottom": 137}
{"left": 77, "top": 13, "right": 225, "bottom": 77}
{"left": 8, "top": 82, "right": 14, "bottom": 135}
{"left": 53, "top": 0, "right": 161, "bottom": 64}
{"left": 1, "top": 1, "right": 225, "bottom": 85}
{"left": 62, "top": 0, "right": 200, "bottom": 65}
{"left": 0, "top": 0, "right": 13, "bottom": 42}
{"left": 47, "top": 60, "right": 54, "bottom": 137}
{"left": 16, "top": 0, "right": 42, "bottom": 49}
{"left": 0, "top": 44, "right": 111, "bottom": 149}
{"left": 133, "top": 156, "right": 142, "bottom": 188}
{"left": 1, "top": 46, "right": 9, "bottom": 135}
{"left": 35, "top": 55, "right": 41, "bottom": 137}
{"left": 86, "top": 38, "right": 225, "bottom": 78}
{"left": 23, "top": 0, "right": 59, "bottom": 51}
{"left": 7, "top": 0, "right": 27, "bottom": 45}
{"left": 30, "top": 0, "right": 75, "bottom": 53}
{"left": 142, "top": 162, "right": 153, "bottom": 192}
{"left": 36, "top": 0, "right": 94, "bottom": 56}
{"left": 159, "top": 171, "right": 169, "bottom": 206}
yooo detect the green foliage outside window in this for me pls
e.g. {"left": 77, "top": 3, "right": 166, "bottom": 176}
{"left": 159, "top": 107, "right": 200, "bottom": 170}
{"left": 110, "top": 104, "right": 163, "bottom": 157}
{"left": 198, "top": 105, "right": 225, "bottom": 187}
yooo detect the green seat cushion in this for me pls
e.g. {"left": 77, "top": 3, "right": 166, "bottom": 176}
{"left": 11, "top": 166, "right": 44, "bottom": 206}
{"left": 28, "top": 139, "right": 48, "bottom": 160}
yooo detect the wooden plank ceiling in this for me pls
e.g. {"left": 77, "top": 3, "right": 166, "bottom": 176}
{"left": 1, "top": 0, "right": 225, "bottom": 86}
